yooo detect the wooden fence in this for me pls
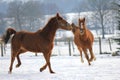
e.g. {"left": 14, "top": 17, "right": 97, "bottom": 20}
{"left": 0, "top": 37, "right": 114, "bottom": 57}
{"left": 54, "top": 37, "right": 113, "bottom": 56}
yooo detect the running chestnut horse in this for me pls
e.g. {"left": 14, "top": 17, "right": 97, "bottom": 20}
{"left": 71, "top": 18, "right": 96, "bottom": 65}
{"left": 3, "top": 13, "right": 72, "bottom": 74}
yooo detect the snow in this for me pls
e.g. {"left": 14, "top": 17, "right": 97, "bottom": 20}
{"left": 0, "top": 55, "right": 120, "bottom": 80}
{"left": 0, "top": 43, "right": 120, "bottom": 80}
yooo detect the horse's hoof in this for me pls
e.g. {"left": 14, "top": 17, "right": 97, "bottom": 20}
{"left": 50, "top": 71, "right": 55, "bottom": 74}
{"left": 40, "top": 69, "right": 42, "bottom": 72}
{"left": 16, "top": 64, "right": 21, "bottom": 68}
{"left": 88, "top": 62, "right": 91, "bottom": 66}
{"left": 40, "top": 68, "right": 43, "bottom": 72}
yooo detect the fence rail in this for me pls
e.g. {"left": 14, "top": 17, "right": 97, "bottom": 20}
{"left": 54, "top": 37, "right": 114, "bottom": 56}
{"left": 0, "top": 37, "right": 117, "bottom": 57}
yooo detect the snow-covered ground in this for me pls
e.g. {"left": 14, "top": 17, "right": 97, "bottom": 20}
{"left": 0, "top": 41, "right": 120, "bottom": 80}
{"left": 0, "top": 54, "right": 120, "bottom": 80}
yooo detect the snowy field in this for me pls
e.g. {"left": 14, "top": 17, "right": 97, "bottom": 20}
{"left": 0, "top": 42, "right": 120, "bottom": 80}
{"left": 0, "top": 54, "right": 120, "bottom": 80}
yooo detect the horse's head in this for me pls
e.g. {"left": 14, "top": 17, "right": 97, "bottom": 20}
{"left": 78, "top": 18, "right": 86, "bottom": 35}
{"left": 55, "top": 13, "right": 72, "bottom": 30}
{"left": 71, "top": 23, "right": 79, "bottom": 34}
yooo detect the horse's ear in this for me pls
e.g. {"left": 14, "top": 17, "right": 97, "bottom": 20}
{"left": 83, "top": 17, "right": 85, "bottom": 22}
{"left": 56, "top": 13, "right": 60, "bottom": 18}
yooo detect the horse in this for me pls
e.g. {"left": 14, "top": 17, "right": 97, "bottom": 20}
{"left": 71, "top": 18, "right": 96, "bottom": 65}
{"left": 3, "top": 13, "right": 72, "bottom": 74}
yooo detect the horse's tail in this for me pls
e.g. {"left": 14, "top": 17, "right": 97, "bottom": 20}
{"left": 3, "top": 28, "right": 16, "bottom": 44}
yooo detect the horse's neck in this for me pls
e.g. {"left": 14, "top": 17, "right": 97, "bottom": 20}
{"left": 41, "top": 24, "right": 58, "bottom": 42}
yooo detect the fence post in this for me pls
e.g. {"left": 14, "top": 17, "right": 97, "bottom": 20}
{"left": 71, "top": 41, "right": 75, "bottom": 52}
{"left": 35, "top": 53, "right": 37, "bottom": 56}
{"left": 108, "top": 38, "right": 112, "bottom": 51}
{"left": 1, "top": 43, "right": 3, "bottom": 57}
{"left": 68, "top": 38, "right": 71, "bottom": 56}
{"left": 99, "top": 37, "right": 102, "bottom": 54}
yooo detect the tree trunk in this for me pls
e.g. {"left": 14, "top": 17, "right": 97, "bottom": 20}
{"left": 100, "top": 11, "right": 105, "bottom": 39}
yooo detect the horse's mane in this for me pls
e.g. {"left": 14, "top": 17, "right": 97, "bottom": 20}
{"left": 42, "top": 16, "right": 58, "bottom": 32}
{"left": 39, "top": 16, "right": 59, "bottom": 42}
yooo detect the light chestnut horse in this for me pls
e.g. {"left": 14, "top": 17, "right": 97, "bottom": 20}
{"left": 3, "top": 13, "right": 72, "bottom": 73}
{"left": 71, "top": 18, "right": 96, "bottom": 65}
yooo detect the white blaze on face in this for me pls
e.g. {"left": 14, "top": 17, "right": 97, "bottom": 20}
{"left": 80, "top": 23, "right": 84, "bottom": 35}
{"left": 81, "top": 24, "right": 84, "bottom": 29}
{"left": 80, "top": 23, "right": 83, "bottom": 31}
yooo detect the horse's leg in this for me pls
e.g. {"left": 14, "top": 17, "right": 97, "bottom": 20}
{"left": 78, "top": 47, "right": 84, "bottom": 63}
{"left": 8, "top": 52, "right": 16, "bottom": 74}
{"left": 83, "top": 48, "right": 91, "bottom": 65}
{"left": 16, "top": 50, "right": 26, "bottom": 68}
{"left": 47, "top": 52, "right": 55, "bottom": 73}
{"left": 16, "top": 54, "right": 21, "bottom": 68}
{"left": 40, "top": 63, "right": 47, "bottom": 72}
{"left": 40, "top": 52, "right": 48, "bottom": 72}
{"left": 40, "top": 52, "right": 54, "bottom": 73}
{"left": 89, "top": 47, "right": 96, "bottom": 62}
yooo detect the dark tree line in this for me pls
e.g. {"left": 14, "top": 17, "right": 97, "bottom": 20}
{"left": 0, "top": 0, "right": 119, "bottom": 38}
{"left": 0, "top": 0, "right": 7, "bottom": 35}
{"left": 115, "top": 1, "right": 120, "bottom": 30}
{"left": 113, "top": 0, "right": 120, "bottom": 52}
{"left": 0, "top": 0, "right": 61, "bottom": 34}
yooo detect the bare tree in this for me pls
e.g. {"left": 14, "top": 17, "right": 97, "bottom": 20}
{"left": 113, "top": 0, "right": 120, "bottom": 30}
{"left": 74, "top": 0, "right": 115, "bottom": 38}
{"left": 0, "top": 1, "right": 7, "bottom": 34}
{"left": 7, "top": 0, "right": 44, "bottom": 31}
{"left": 0, "top": 13, "right": 6, "bottom": 35}
{"left": 43, "top": 3, "right": 61, "bottom": 15}
{"left": 7, "top": 0, "right": 23, "bottom": 30}
{"left": 86, "top": 0, "right": 114, "bottom": 38}
{"left": 73, "top": 0, "right": 88, "bottom": 17}
{"left": 22, "top": 0, "right": 43, "bottom": 31}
